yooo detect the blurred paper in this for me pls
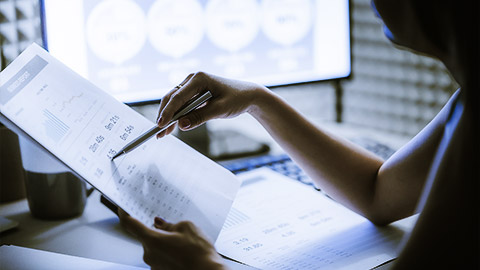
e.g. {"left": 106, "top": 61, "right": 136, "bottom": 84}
{"left": 0, "top": 43, "right": 240, "bottom": 242}
{"left": 0, "top": 245, "right": 147, "bottom": 270}
{"left": 216, "top": 168, "right": 406, "bottom": 270}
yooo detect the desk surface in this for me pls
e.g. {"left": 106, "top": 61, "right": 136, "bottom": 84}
{"left": 0, "top": 186, "right": 417, "bottom": 269}
{"left": 0, "top": 190, "right": 418, "bottom": 270}
{"left": 0, "top": 191, "right": 255, "bottom": 269}
{"left": 1, "top": 191, "right": 150, "bottom": 268}
{"left": 0, "top": 120, "right": 413, "bottom": 269}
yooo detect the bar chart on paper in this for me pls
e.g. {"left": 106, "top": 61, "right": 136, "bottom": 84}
{"left": 216, "top": 168, "right": 405, "bottom": 270}
{"left": 42, "top": 109, "right": 70, "bottom": 142}
{"left": 222, "top": 207, "right": 252, "bottom": 231}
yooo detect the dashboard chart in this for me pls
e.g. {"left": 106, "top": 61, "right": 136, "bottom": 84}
{"left": 42, "top": 0, "right": 351, "bottom": 103}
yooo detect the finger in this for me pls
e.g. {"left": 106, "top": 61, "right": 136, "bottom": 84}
{"left": 178, "top": 73, "right": 195, "bottom": 87}
{"left": 172, "top": 221, "right": 198, "bottom": 234}
{"left": 164, "top": 124, "right": 176, "bottom": 136}
{"left": 158, "top": 72, "right": 206, "bottom": 127}
{"left": 153, "top": 217, "right": 172, "bottom": 230}
{"left": 155, "top": 123, "right": 177, "bottom": 139}
{"left": 154, "top": 218, "right": 198, "bottom": 236}
{"left": 177, "top": 101, "right": 222, "bottom": 131}
{"left": 156, "top": 130, "right": 166, "bottom": 139}
{"left": 157, "top": 90, "right": 175, "bottom": 124}
{"left": 118, "top": 211, "right": 155, "bottom": 241}
{"left": 153, "top": 216, "right": 177, "bottom": 232}
{"left": 153, "top": 216, "right": 165, "bottom": 229}
{"left": 157, "top": 73, "right": 195, "bottom": 124}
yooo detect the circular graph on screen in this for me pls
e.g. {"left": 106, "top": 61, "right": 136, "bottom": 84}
{"left": 148, "top": 0, "right": 204, "bottom": 58}
{"left": 86, "top": 0, "right": 147, "bottom": 64}
{"left": 262, "top": 0, "right": 313, "bottom": 46}
{"left": 205, "top": 0, "right": 260, "bottom": 52}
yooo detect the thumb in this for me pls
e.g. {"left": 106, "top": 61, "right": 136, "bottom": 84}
{"left": 154, "top": 217, "right": 175, "bottom": 232}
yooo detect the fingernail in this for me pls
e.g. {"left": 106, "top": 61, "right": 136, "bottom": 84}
{"left": 157, "top": 117, "right": 162, "bottom": 125}
{"left": 154, "top": 217, "right": 165, "bottom": 225}
{"left": 180, "top": 118, "right": 191, "bottom": 129}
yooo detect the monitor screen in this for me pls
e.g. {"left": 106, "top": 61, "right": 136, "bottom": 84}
{"left": 41, "top": 0, "right": 351, "bottom": 104}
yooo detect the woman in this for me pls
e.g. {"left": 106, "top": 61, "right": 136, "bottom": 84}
{"left": 119, "top": 0, "right": 478, "bottom": 268}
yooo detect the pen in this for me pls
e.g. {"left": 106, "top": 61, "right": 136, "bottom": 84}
{"left": 111, "top": 91, "right": 212, "bottom": 160}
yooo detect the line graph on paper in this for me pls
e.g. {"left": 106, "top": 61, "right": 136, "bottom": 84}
{"left": 53, "top": 93, "right": 98, "bottom": 124}
{"left": 59, "top": 92, "right": 84, "bottom": 113}
{"left": 37, "top": 83, "right": 99, "bottom": 125}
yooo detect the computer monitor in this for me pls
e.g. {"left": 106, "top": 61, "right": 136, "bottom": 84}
{"left": 40, "top": 0, "right": 351, "bottom": 104}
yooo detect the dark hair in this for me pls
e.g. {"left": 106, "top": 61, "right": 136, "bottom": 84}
{"left": 410, "top": 2, "right": 449, "bottom": 53}
{"left": 411, "top": 0, "right": 478, "bottom": 99}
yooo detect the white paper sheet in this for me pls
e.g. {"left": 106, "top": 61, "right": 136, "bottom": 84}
{"left": 0, "top": 245, "right": 147, "bottom": 270}
{"left": 0, "top": 43, "right": 240, "bottom": 242}
{"left": 215, "top": 168, "right": 405, "bottom": 270}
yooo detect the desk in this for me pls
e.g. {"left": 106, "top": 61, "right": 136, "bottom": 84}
{"left": 0, "top": 120, "right": 413, "bottom": 269}
{"left": 0, "top": 191, "right": 253, "bottom": 269}
{"left": 0, "top": 184, "right": 418, "bottom": 270}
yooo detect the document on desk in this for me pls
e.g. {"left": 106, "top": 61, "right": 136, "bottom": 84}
{"left": 0, "top": 245, "right": 147, "bottom": 270}
{"left": 0, "top": 43, "right": 240, "bottom": 242}
{"left": 215, "top": 168, "right": 405, "bottom": 270}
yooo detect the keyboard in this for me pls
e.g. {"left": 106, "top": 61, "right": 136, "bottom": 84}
{"left": 221, "top": 137, "right": 396, "bottom": 189}
{"left": 222, "top": 153, "right": 315, "bottom": 186}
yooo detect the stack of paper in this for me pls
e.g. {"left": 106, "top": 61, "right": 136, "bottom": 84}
{"left": 216, "top": 168, "right": 406, "bottom": 270}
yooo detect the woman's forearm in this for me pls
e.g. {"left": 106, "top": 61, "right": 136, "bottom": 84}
{"left": 247, "top": 87, "right": 384, "bottom": 220}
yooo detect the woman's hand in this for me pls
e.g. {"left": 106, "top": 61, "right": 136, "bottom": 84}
{"left": 156, "top": 72, "right": 268, "bottom": 138}
{"left": 118, "top": 210, "right": 226, "bottom": 270}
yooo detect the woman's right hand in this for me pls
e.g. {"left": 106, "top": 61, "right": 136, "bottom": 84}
{"left": 156, "top": 72, "right": 268, "bottom": 138}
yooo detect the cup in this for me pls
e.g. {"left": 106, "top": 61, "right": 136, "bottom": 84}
{"left": 0, "top": 125, "right": 26, "bottom": 202}
{"left": 19, "top": 137, "right": 86, "bottom": 219}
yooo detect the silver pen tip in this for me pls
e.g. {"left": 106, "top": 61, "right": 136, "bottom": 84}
{"left": 111, "top": 151, "right": 124, "bottom": 161}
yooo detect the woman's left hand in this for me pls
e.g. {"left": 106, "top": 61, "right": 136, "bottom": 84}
{"left": 118, "top": 210, "right": 226, "bottom": 270}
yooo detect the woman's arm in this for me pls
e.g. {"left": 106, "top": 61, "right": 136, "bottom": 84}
{"left": 157, "top": 72, "right": 454, "bottom": 225}
{"left": 250, "top": 87, "right": 454, "bottom": 225}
